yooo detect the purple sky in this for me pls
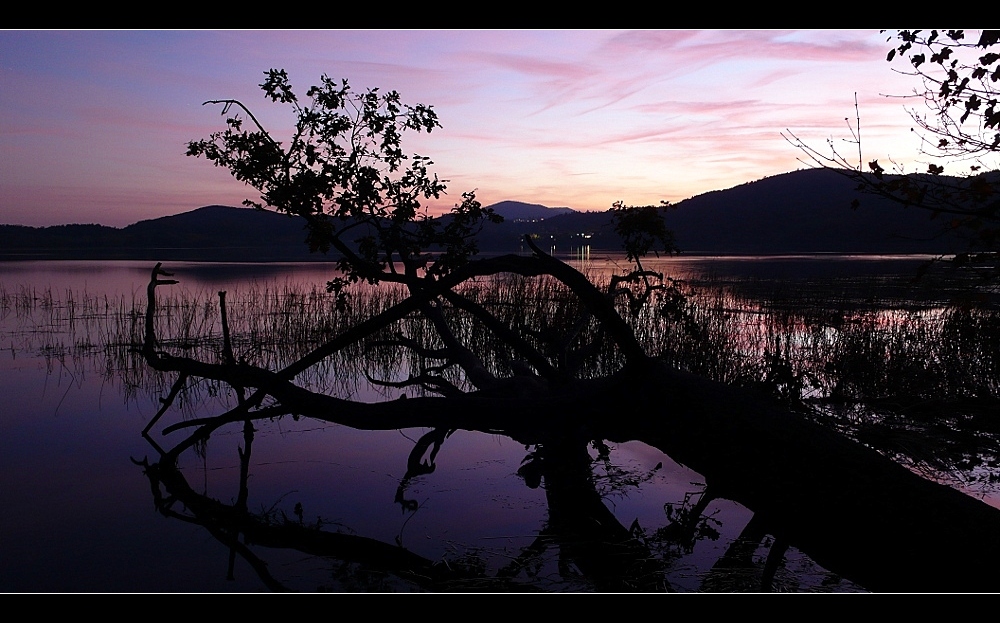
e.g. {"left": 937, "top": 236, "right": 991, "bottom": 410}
{"left": 1, "top": 30, "right": 937, "bottom": 227}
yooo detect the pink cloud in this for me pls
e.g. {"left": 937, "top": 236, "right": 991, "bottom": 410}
{"left": 0, "top": 30, "right": 934, "bottom": 226}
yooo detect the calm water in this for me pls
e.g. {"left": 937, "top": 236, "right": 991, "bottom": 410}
{"left": 0, "top": 255, "right": 981, "bottom": 592}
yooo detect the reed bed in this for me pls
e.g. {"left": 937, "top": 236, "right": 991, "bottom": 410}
{"left": 3, "top": 266, "right": 1000, "bottom": 487}
{"left": 3, "top": 270, "right": 998, "bottom": 425}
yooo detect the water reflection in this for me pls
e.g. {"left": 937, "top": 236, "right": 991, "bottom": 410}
{"left": 134, "top": 402, "right": 842, "bottom": 592}
{"left": 4, "top": 256, "right": 998, "bottom": 592}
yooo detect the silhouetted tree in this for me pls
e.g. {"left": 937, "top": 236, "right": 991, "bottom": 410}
{"left": 886, "top": 30, "right": 1000, "bottom": 165}
{"left": 182, "top": 69, "right": 672, "bottom": 392}
{"left": 186, "top": 69, "right": 504, "bottom": 308}
{"left": 138, "top": 69, "right": 1000, "bottom": 592}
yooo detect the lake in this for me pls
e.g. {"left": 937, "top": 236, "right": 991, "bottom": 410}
{"left": 1, "top": 255, "right": 995, "bottom": 592}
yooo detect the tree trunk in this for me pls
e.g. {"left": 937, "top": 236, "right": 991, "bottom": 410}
{"left": 600, "top": 362, "right": 1000, "bottom": 593}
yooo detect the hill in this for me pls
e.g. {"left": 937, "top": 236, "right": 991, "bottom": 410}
{"left": 485, "top": 201, "right": 576, "bottom": 221}
{"left": 0, "top": 169, "right": 987, "bottom": 260}
{"left": 662, "top": 168, "right": 975, "bottom": 254}
{"left": 474, "top": 168, "right": 977, "bottom": 255}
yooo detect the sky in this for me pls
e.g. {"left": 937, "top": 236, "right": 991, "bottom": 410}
{"left": 0, "top": 29, "right": 938, "bottom": 228}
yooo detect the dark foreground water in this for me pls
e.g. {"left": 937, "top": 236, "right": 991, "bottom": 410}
{"left": 0, "top": 255, "right": 992, "bottom": 593}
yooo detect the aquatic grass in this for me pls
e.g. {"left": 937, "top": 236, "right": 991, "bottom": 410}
{"left": 2, "top": 269, "right": 998, "bottom": 419}
{"left": 6, "top": 263, "right": 999, "bottom": 500}
{"left": 3, "top": 264, "right": 999, "bottom": 498}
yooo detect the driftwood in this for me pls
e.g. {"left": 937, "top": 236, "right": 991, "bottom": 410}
{"left": 137, "top": 244, "right": 1000, "bottom": 592}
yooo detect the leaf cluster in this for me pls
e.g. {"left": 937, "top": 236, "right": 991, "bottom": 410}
{"left": 785, "top": 32, "right": 1000, "bottom": 258}
{"left": 186, "top": 69, "right": 502, "bottom": 298}
{"left": 609, "top": 200, "right": 677, "bottom": 264}
{"left": 875, "top": 31, "right": 1000, "bottom": 252}
{"left": 885, "top": 30, "right": 1000, "bottom": 162}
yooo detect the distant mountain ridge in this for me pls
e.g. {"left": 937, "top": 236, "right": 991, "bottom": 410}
{"left": 662, "top": 168, "right": 976, "bottom": 254}
{"left": 485, "top": 201, "right": 576, "bottom": 221}
{"left": 0, "top": 170, "right": 986, "bottom": 260}
{"left": 0, "top": 201, "right": 578, "bottom": 261}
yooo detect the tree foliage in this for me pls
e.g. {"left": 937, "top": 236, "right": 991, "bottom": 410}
{"left": 186, "top": 69, "right": 502, "bottom": 305}
{"left": 784, "top": 30, "right": 1000, "bottom": 256}
{"left": 133, "top": 69, "right": 1000, "bottom": 593}
{"left": 610, "top": 200, "right": 676, "bottom": 264}
{"left": 180, "top": 69, "right": 674, "bottom": 397}
{"left": 887, "top": 29, "right": 1000, "bottom": 162}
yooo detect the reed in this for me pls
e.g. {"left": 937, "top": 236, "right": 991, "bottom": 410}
{"left": 2, "top": 271, "right": 998, "bottom": 414}
{"left": 4, "top": 263, "right": 999, "bottom": 498}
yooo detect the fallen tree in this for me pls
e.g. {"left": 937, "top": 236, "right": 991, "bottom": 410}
{"left": 137, "top": 70, "right": 1000, "bottom": 592}
{"left": 138, "top": 253, "right": 1000, "bottom": 592}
